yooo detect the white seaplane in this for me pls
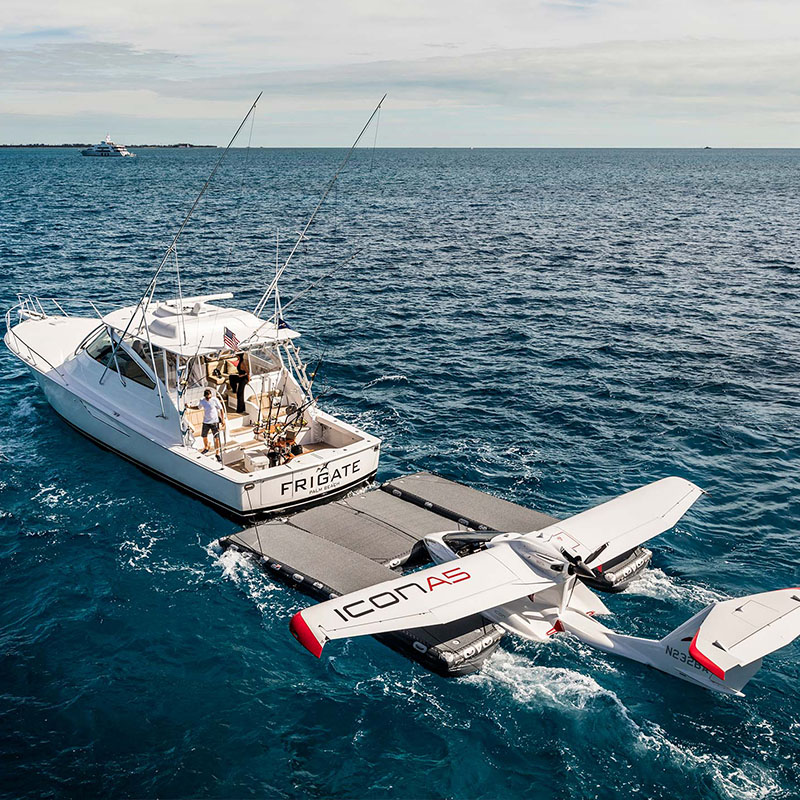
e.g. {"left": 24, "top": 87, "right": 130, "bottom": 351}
{"left": 290, "top": 477, "right": 800, "bottom": 696}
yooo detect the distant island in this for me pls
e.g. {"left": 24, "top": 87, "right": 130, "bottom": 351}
{"left": 0, "top": 143, "right": 217, "bottom": 148}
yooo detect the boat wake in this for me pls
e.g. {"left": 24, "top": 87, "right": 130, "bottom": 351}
{"left": 465, "top": 650, "right": 782, "bottom": 799}
{"left": 625, "top": 567, "right": 728, "bottom": 606}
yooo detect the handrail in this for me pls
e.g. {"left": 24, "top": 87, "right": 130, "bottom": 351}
{"left": 7, "top": 295, "right": 107, "bottom": 320}
{"left": 4, "top": 297, "right": 69, "bottom": 380}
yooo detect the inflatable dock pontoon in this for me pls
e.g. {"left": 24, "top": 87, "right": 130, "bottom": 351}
{"left": 219, "top": 472, "right": 652, "bottom": 676}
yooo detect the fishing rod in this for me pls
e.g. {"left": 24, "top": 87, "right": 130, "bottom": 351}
{"left": 302, "top": 349, "right": 325, "bottom": 402}
{"left": 249, "top": 94, "right": 387, "bottom": 325}
{"left": 99, "top": 93, "right": 262, "bottom": 387}
{"left": 281, "top": 385, "right": 331, "bottom": 438}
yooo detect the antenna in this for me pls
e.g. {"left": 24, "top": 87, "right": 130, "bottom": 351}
{"left": 252, "top": 94, "right": 387, "bottom": 319}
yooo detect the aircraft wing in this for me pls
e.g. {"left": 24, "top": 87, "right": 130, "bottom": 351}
{"left": 689, "top": 589, "right": 800, "bottom": 680}
{"left": 289, "top": 546, "right": 556, "bottom": 657}
{"left": 532, "top": 476, "right": 704, "bottom": 568}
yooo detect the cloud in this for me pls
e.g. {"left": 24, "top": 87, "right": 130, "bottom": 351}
{"left": 1, "top": 0, "right": 799, "bottom": 144}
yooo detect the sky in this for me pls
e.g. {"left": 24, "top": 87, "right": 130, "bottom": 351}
{"left": 1, "top": 0, "right": 799, "bottom": 146}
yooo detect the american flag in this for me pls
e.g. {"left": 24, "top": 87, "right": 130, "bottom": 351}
{"left": 223, "top": 327, "right": 240, "bottom": 350}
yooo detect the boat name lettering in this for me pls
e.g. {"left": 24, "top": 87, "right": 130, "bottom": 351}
{"left": 280, "top": 459, "right": 361, "bottom": 496}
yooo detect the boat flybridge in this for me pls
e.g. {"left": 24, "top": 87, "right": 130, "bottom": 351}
{"left": 5, "top": 95, "right": 386, "bottom": 518}
{"left": 4, "top": 292, "right": 380, "bottom": 518}
{"left": 81, "top": 135, "right": 135, "bottom": 157}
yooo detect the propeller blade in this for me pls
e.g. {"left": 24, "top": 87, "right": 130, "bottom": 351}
{"left": 585, "top": 542, "right": 608, "bottom": 565}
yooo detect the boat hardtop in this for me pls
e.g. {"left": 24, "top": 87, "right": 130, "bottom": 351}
{"left": 102, "top": 293, "right": 299, "bottom": 356}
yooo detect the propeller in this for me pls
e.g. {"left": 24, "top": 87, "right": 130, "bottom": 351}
{"left": 560, "top": 548, "right": 596, "bottom": 579}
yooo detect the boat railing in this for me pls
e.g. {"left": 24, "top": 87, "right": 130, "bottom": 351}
{"left": 3, "top": 297, "right": 67, "bottom": 378}
{"left": 12, "top": 294, "right": 104, "bottom": 320}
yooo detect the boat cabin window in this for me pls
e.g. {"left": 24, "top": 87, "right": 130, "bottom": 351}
{"left": 85, "top": 329, "right": 156, "bottom": 390}
{"left": 125, "top": 337, "right": 169, "bottom": 388}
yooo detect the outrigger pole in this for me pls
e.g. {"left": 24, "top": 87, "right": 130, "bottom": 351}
{"left": 251, "top": 93, "right": 387, "bottom": 321}
{"left": 99, "top": 92, "right": 263, "bottom": 389}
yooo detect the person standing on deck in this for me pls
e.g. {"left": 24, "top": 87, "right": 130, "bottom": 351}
{"left": 228, "top": 352, "right": 250, "bottom": 414}
{"left": 199, "top": 388, "right": 226, "bottom": 462}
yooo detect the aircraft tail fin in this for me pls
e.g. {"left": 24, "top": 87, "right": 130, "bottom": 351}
{"left": 660, "top": 588, "right": 800, "bottom": 693}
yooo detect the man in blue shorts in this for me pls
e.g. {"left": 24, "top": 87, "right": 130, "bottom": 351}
{"left": 199, "top": 388, "right": 226, "bottom": 462}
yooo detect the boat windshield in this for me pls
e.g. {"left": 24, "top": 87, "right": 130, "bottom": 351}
{"left": 246, "top": 344, "right": 281, "bottom": 375}
{"left": 85, "top": 328, "right": 156, "bottom": 390}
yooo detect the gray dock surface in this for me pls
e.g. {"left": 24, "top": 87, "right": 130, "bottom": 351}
{"left": 382, "top": 471, "right": 558, "bottom": 532}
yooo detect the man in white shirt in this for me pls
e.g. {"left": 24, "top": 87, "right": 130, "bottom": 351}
{"left": 199, "top": 388, "right": 226, "bottom": 462}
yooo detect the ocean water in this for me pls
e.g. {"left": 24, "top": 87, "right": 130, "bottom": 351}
{"left": 1, "top": 146, "right": 799, "bottom": 799}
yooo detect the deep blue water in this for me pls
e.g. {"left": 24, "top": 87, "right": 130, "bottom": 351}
{"left": 1, "top": 146, "right": 799, "bottom": 799}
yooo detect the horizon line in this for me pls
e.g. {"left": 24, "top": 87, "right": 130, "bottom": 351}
{"left": 3, "top": 144, "right": 800, "bottom": 150}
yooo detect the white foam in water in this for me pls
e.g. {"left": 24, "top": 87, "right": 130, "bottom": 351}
{"left": 120, "top": 523, "right": 162, "bottom": 572}
{"left": 119, "top": 524, "right": 205, "bottom": 580}
{"left": 10, "top": 396, "right": 37, "bottom": 421}
{"left": 32, "top": 483, "right": 67, "bottom": 508}
{"left": 364, "top": 373, "right": 409, "bottom": 388}
{"left": 352, "top": 670, "right": 455, "bottom": 723}
{"left": 627, "top": 567, "right": 729, "bottom": 606}
{"left": 464, "top": 649, "right": 625, "bottom": 712}
{"left": 633, "top": 721, "right": 782, "bottom": 800}
{"left": 209, "top": 543, "right": 285, "bottom": 617}
{"left": 468, "top": 650, "right": 781, "bottom": 799}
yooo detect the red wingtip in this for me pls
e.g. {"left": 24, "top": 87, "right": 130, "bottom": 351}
{"left": 290, "top": 611, "right": 324, "bottom": 658}
{"left": 689, "top": 630, "right": 725, "bottom": 680}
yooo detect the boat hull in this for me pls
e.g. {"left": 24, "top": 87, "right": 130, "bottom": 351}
{"left": 28, "top": 366, "right": 379, "bottom": 519}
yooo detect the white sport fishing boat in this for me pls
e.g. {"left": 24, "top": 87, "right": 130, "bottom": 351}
{"left": 4, "top": 96, "right": 383, "bottom": 518}
{"left": 81, "top": 135, "right": 135, "bottom": 157}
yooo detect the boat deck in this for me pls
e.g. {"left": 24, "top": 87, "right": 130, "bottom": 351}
{"left": 219, "top": 471, "right": 561, "bottom": 676}
{"left": 223, "top": 440, "right": 335, "bottom": 474}
{"left": 185, "top": 402, "right": 336, "bottom": 475}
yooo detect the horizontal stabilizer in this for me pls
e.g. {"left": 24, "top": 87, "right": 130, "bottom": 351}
{"left": 290, "top": 546, "right": 556, "bottom": 657}
{"left": 689, "top": 588, "right": 800, "bottom": 680}
{"left": 533, "top": 477, "right": 704, "bottom": 567}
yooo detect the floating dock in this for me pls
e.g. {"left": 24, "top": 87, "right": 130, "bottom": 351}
{"left": 219, "top": 472, "right": 559, "bottom": 675}
{"left": 219, "top": 471, "right": 650, "bottom": 676}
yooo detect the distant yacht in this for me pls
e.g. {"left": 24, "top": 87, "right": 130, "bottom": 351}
{"left": 81, "top": 135, "right": 135, "bottom": 157}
